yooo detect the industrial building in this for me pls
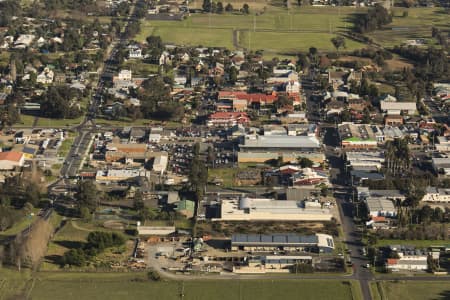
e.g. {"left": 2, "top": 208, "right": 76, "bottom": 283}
{"left": 230, "top": 233, "right": 334, "bottom": 253}
{"left": 217, "top": 197, "right": 332, "bottom": 221}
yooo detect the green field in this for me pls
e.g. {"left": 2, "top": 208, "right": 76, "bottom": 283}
{"left": 137, "top": 6, "right": 366, "bottom": 56}
{"left": 208, "top": 167, "right": 238, "bottom": 187}
{"left": 372, "top": 281, "right": 450, "bottom": 300}
{"left": 26, "top": 272, "right": 359, "bottom": 300}
{"left": 367, "top": 8, "right": 449, "bottom": 47}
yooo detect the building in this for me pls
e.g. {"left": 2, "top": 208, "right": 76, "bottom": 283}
{"left": 436, "top": 136, "right": 450, "bottom": 152}
{"left": 0, "top": 151, "right": 25, "bottom": 170}
{"left": 291, "top": 168, "right": 329, "bottom": 186}
{"left": 345, "top": 151, "right": 385, "bottom": 170}
{"left": 380, "top": 101, "right": 417, "bottom": 115}
{"left": 384, "top": 115, "right": 404, "bottom": 126}
{"left": 207, "top": 112, "right": 250, "bottom": 127}
{"left": 364, "top": 198, "right": 397, "bottom": 218}
{"left": 117, "top": 69, "right": 132, "bottom": 81}
{"left": 432, "top": 157, "right": 450, "bottom": 176}
{"left": 231, "top": 233, "right": 334, "bottom": 253}
{"left": 338, "top": 124, "right": 380, "bottom": 149}
{"left": 240, "top": 135, "right": 320, "bottom": 152}
{"left": 129, "top": 48, "right": 143, "bottom": 59}
{"left": 218, "top": 197, "right": 332, "bottom": 221}
{"left": 386, "top": 250, "right": 428, "bottom": 272}
{"left": 36, "top": 67, "right": 54, "bottom": 84}
{"left": 96, "top": 169, "right": 150, "bottom": 183}
{"left": 137, "top": 226, "right": 176, "bottom": 236}
{"left": 153, "top": 154, "right": 168, "bottom": 174}
{"left": 422, "top": 187, "right": 450, "bottom": 203}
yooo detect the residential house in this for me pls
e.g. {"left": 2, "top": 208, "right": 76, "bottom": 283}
{"left": 36, "top": 67, "right": 54, "bottom": 84}
{"left": 432, "top": 157, "right": 450, "bottom": 176}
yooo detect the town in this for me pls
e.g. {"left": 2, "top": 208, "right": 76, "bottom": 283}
{"left": 0, "top": 0, "right": 449, "bottom": 299}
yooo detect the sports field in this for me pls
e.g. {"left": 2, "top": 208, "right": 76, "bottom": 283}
{"left": 137, "top": 6, "right": 366, "bottom": 56}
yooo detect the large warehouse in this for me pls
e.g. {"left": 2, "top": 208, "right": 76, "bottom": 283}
{"left": 231, "top": 233, "right": 335, "bottom": 253}
{"left": 217, "top": 197, "right": 332, "bottom": 221}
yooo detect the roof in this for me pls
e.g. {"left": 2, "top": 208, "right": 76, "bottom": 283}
{"left": 380, "top": 101, "right": 416, "bottom": 111}
{"left": 241, "top": 135, "right": 320, "bottom": 149}
{"left": 366, "top": 198, "right": 396, "bottom": 212}
{"left": 232, "top": 233, "right": 318, "bottom": 245}
{"left": 0, "top": 151, "right": 23, "bottom": 162}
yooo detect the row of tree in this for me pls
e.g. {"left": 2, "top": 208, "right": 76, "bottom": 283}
{"left": 202, "top": 0, "right": 249, "bottom": 14}
{"left": 354, "top": 5, "right": 392, "bottom": 33}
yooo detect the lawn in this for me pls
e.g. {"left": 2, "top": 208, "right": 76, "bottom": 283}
{"left": 0, "top": 268, "right": 32, "bottom": 300}
{"left": 137, "top": 6, "right": 366, "bottom": 55}
{"left": 376, "top": 239, "right": 450, "bottom": 248}
{"left": 208, "top": 168, "right": 238, "bottom": 187}
{"left": 367, "top": 7, "right": 449, "bottom": 47}
{"left": 14, "top": 114, "right": 36, "bottom": 127}
{"left": 57, "top": 132, "right": 77, "bottom": 157}
{"left": 28, "top": 273, "right": 358, "bottom": 300}
{"left": 239, "top": 31, "right": 365, "bottom": 54}
{"left": 377, "top": 281, "right": 450, "bottom": 300}
{"left": 36, "top": 116, "right": 84, "bottom": 127}
{"left": 121, "top": 60, "right": 159, "bottom": 77}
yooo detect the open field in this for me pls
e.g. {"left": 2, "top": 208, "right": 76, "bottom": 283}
{"left": 0, "top": 208, "right": 39, "bottom": 239}
{"left": 26, "top": 272, "right": 359, "bottom": 300}
{"left": 137, "top": 6, "right": 366, "bottom": 56}
{"left": 367, "top": 8, "right": 449, "bottom": 47}
{"left": 36, "top": 115, "right": 84, "bottom": 127}
{"left": 372, "top": 281, "right": 450, "bottom": 300}
{"left": 0, "top": 268, "right": 32, "bottom": 300}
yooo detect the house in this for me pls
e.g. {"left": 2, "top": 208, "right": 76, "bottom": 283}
{"left": 14, "top": 34, "right": 35, "bottom": 49}
{"left": 422, "top": 187, "right": 450, "bottom": 203}
{"left": 129, "top": 127, "right": 146, "bottom": 143}
{"left": 386, "top": 251, "right": 428, "bottom": 272}
{"left": 348, "top": 99, "right": 367, "bottom": 112}
{"left": 129, "top": 47, "right": 143, "bottom": 59}
{"left": 0, "top": 151, "right": 25, "bottom": 170}
{"left": 384, "top": 115, "right": 404, "bottom": 126}
{"left": 207, "top": 112, "right": 250, "bottom": 127}
{"left": 380, "top": 101, "right": 417, "bottom": 115}
{"left": 36, "top": 67, "right": 54, "bottom": 84}
{"left": 328, "top": 71, "right": 346, "bottom": 90}
{"left": 117, "top": 69, "right": 132, "bottom": 81}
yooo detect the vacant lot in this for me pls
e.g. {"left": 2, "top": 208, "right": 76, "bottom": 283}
{"left": 374, "top": 281, "right": 450, "bottom": 300}
{"left": 376, "top": 239, "right": 450, "bottom": 248}
{"left": 28, "top": 272, "right": 358, "bottom": 300}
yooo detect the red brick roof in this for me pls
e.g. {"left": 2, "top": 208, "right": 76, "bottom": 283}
{"left": 0, "top": 151, "right": 23, "bottom": 162}
{"left": 387, "top": 258, "right": 398, "bottom": 265}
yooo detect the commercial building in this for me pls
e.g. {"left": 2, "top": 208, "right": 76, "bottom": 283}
{"left": 0, "top": 151, "right": 25, "bottom": 170}
{"left": 338, "top": 124, "right": 380, "bottom": 149}
{"left": 240, "top": 135, "right": 320, "bottom": 152}
{"left": 153, "top": 154, "right": 168, "bottom": 174}
{"left": 364, "top": 197, "right": 397, "bottom": 218}
{"left": 234, "top": 255, "right": 313, "bottom": 274}
{"left": 231, "top": 233, "right": 334, "bottom": 253}
{"left": 217, "top": 197, "right": 332, "bottom": 221}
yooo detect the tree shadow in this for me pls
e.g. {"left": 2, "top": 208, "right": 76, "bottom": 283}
{"left": 434, "top": 290, "right": 450, "bottom": 300}
{"left": 54, "top": 240, "right": 85, "bottom": 249}
{"left": 44, "top": 254, "right": 64, "bottom": 266}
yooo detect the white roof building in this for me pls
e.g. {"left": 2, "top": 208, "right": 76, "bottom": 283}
{"left": 422, "top": 187, "right": 450, "bottom": 203}
{"left": 153, "top": 155, "right": 168, "bottom": 174}
{"left": 365, "top": 197, "right": 396, "bottom": 218}
{"left": 380, "top": 101, "right": 417, "bottom": 115}
{"left": 217, "top": 197, "right": 332, "bottom": 221}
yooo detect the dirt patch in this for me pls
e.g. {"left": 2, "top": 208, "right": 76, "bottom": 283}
{"left": 103, "top": 220, "right": 125, "bottom": 230}
{"left": 385, "top": 56, "right": 414, "bottom": 70}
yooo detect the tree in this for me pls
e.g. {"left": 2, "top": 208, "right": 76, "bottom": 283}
{"left": 75, "top": 181, "right": 99, "bottom": 213}
{"left": 216, "top": 2, "right": 224, "bottom": 13}
{"left": 133, "top": 191, "right": 145, "bottom": 211}
{"left": 202, "top": 0, "right": 212, "bottom": 11}
{"left": 242, "top": 3, "right": 250, "bottom": 14}
{"left": 225, "top": 3, "right": 233, "bottom": 12}
{"left": 63, "top": 249, "right": 86, "bottom": 266}
{"left": 298, "top": 157, "right": 313, "bottom": 168}
{"left": 331, "top": 36, "right": 346, "bottom": 54}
